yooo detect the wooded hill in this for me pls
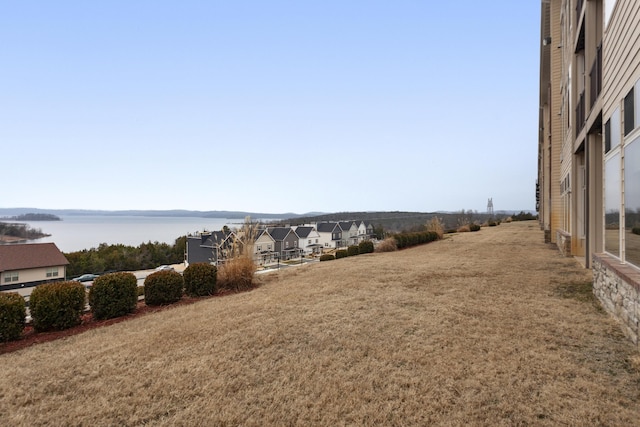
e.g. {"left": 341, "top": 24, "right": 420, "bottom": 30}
{"left": 282, "top": 211, "right": 536, "bottom": 233}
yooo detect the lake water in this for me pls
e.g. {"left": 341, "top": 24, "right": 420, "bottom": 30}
{"left": 13, "top": 216, "right": 243, "bottom": 253}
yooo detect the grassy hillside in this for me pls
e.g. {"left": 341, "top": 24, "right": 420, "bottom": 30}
{"left": 1, "top": 221, "right": 638, "bottom": 425}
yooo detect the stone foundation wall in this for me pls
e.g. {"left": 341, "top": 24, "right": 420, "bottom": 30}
{"left": 556, "top": 230, "right": 571, "bottom": 256}
{"left": 592, "top": 254, "right": 640, "bottom": 347}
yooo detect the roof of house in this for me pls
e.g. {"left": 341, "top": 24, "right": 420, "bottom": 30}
{"left": 338, "top": 221, "right": 356, "bottom": 231}
{"left": 316, "top": 222, "right": 338, "bottom": 233}
{"left": 294, "top": 226, "right": 314, "bottom": 238}
{"left": 0, "top": 243, "right": 69, "bottom": 272}
{"left": 202, "top": 231, "right": 233, "bottom": 247}
{"left": 267, "top": 227, "right": 293, "bottom": 241}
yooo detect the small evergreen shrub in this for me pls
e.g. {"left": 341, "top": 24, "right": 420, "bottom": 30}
{"left": 89, "top": 272, "right": 138, "bottom": 320}
{"left": 358, "top": 240, "right": 374, "bottom": 254}
{"left": 144, "top": 270, "right": 184, "bottom": 305}
{"left": 469, "top": 223, "right": 481, "bottom": 232}
{"left": 29, "top": 281, "right": 86, "bottom": 332}
{"left": 633, "top": 226, "right": 640, "bottom": 236}
{"left": 335, "top": 250, "right": 348, "bottom": 259}
{"left": 488, "top": 220, "right": 497, "bottom": 227}
{"left": 137, "top": 286, "right": 145, "bottom": 297}
{"left": 183, "top": 263, "right": 217, "bottom": 297}
{"left": 347, "top": 245, "right": 360, "bottom": 257}
{"left": 319, "top": 254, "right": 335, "bottom": 261}
{"left": 0, "top": 292, "right": 26, "bottom": 342}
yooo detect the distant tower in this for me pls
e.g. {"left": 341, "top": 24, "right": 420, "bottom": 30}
{"left": 487, "top": 198, "right": 494, "bottom": 216}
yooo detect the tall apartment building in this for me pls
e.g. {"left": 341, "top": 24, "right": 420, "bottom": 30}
{"left": 538, "top": 0, "right": 640, "bottom": 346}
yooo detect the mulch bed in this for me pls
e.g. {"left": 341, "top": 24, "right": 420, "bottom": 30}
{"left": 0, "top": 292, "right": 237, "bottom": 356}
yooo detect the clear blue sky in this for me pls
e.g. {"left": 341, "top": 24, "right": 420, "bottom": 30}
{"left": 1, "top": 1, "right": 540, "bottom": 214}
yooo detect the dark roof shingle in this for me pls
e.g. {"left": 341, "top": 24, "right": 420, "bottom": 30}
{"left": 0, "top": 243, "right": 69, "bottom": 272}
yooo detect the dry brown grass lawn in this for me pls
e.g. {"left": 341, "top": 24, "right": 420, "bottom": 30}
{"left": 2, "top": 221, "right": 640, "bottom": 426}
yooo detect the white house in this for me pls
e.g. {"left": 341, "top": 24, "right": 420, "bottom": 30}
{"left": 294, "top": 226, "right": 322, "bottom": 255}
{"left": 316, "top": 222, "right": 342, "bottom": 249}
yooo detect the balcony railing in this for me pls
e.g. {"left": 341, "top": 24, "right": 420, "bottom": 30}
{"left": 576, "top": 91, "right": 585, "bottom": 138}
{"left": 590, "top": 44, "right": 602, "bottom": 108}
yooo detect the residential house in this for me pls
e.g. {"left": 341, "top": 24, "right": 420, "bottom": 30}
{"left": 294, "top": 226, "right": 323, "bottom": 255}
{"left": 357, "top": 221, "right": 375, "bottom": 242}
{"left": 253, "top": 229, "right": 277, "bottom": 264}
{"left": 267, "top": 227, "right": 302, "bottom": 260}
{"left": 185, "top": 230, "right": 235, "bottom": 266}
{"left": 0, "top": 243, "right": 69, "bottom": 299}
{"left": 316, "top": 222, "right": 342, "bottom": 249}
{"left": 338, "top": 221, "right": 359, "bottom": 247}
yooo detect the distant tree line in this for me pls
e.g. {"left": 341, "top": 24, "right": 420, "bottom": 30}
{"left": 1, "top": 213, "right": 61, "bottom": 221}
{"left": 64, "top": 237, "right": 187, "bottom": 278}
{"left": 0, "top": 222, "right": 49, "bottom": 239}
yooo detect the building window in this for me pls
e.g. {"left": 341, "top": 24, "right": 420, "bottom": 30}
{"left": 267, "top": 244, "right": 271, "bottom": 250}
{"left": 624, "top": 87, "right": 635, "bottom": 136}
{"left": 611, "top": 108, "right": 621, "bottom": 151}
{"left": 605, "top": 153, "right": 621, "bottom": 258}
{"left": 46, "top": 267, "right": 59, "bottom": 278}
{"left": 308, "top": 239, "right": 311, "bottom": 244}
{"left": 257, "top": 245, "right": 262, "bottom": 252}
{"left": 624, "top": 136, "right": 640, "bottom": 266}
{"left": 285, "top": 241, "right": 289, "bottom": 248}
{"left": 3, "top": 272, "right": 19, "bottom": 283}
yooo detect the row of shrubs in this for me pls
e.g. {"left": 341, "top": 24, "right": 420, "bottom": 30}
{"left": 0, "top": 262, "right": 220, "bottom": 342}
{"left": 320, "top": 240, "right": 375, "bottom": 262}
{"left": 393, "top": 230, "right": 440, "bottom": 249}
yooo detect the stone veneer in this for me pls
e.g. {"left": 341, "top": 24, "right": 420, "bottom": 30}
{"left": 592, "top": 253, "right": 640, "bottom": 347}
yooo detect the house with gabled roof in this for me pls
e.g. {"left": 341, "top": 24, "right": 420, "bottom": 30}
{"left": 294, "top": 226, "right": 322, "bottom": 255}
{"left": 0, "top": 243, "right": 69, "bottom": 298}
{"left": 338, "top": 221, "right": 359, "bottom": 247}
{"left": 357, "top": 221, "right": 368, "bottom": 242}
{"left": 185, "top": 230, "right": 235, "bottom": 266}
{"left": 316, "top": 222, "right": 342, "bottom": 249}
{"left": 253, "top": 228, "right": 277, "bottom": 264}
{"left": 267, "top": 227, "right": 301, "bottom": 260}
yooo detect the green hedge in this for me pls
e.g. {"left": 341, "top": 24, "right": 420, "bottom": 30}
{"left": 144, "top": 270, "right": 184, "bottom": 305}
{"left": 89, "top": 272, "right": 138, "bottom": 320}
{"left": 358, "top": 240, "right": 374, "bottom": 254}
{"left": 335, "top": 250, "right": 348, "bottom": 259}
{"left": 319, "top": 254, "right": 335, "bottom": 262}
{"left": 347, "top": 245, "right": 360, "bottom": 256}
{"left": 469, "top": 223, "right": 481, "bottom": 232}
{"left": 0, "top": 292, "right": 26, "bottom": 342}
{"left": 392, "top": 231, "right": 440, "bottom": 249}
{"left": 183, "top": 263, "right": 217, "bottom": 297}
{"left": 29, "top": 281, "right": 86, "bottom": 332}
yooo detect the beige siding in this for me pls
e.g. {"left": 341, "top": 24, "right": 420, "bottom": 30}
{"left": 603, "top": 0, "right": 640, "bottom": 118}
{"left": 549, "top": 0, "right": 564, "bottom": 241}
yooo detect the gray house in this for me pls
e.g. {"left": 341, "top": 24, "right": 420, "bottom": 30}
{"left": 267, "top": 227, "right": 301, "bottom": 260}
{"left": 185, "top": 230, "right": 235, "bottom": 266}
